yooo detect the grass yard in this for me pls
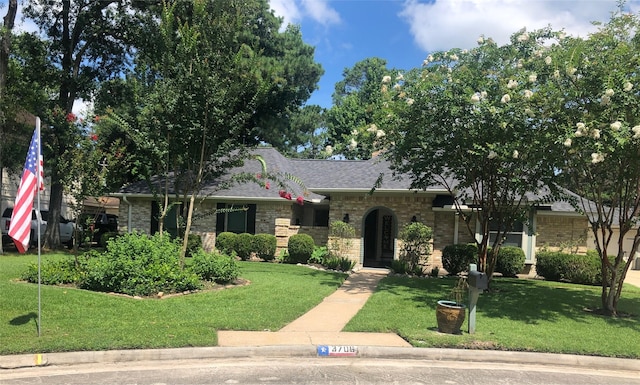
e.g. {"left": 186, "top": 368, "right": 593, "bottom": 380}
{"left": 2, "top": 252, "right": 639, "bottom": 358}
{"left": 0, "top": 253, "right": 347, "bottom": 355}
{"left": 344, "top": 275, "right": 640, "bottom": 358}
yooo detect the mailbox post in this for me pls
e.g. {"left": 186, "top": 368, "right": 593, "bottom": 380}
{"left": 467, "top": 264, "right": 488, "bottom": 334}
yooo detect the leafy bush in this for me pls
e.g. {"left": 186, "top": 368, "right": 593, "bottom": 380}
{"left": 215, "top": 232, "right": 237, "bottom": 254}
{"left": 333, "top": 256, "right": 356, "bottom": 272}
{"left": 21, "top": 257, "right": 88, "bottom": 285}
{"left": 254, "top": 234, "right": 277, "bottom": 261}
{"left": 99, "top": 232, "right": 118, "bottom": 247}
{"left": 442, "top": 244, "right": 477, "bottom": 275}
{"left": 184, "top": 233, "right": 203, "bottom": 258}
{"left": 287, "top": 234, "right": 315, "bottom": 264}
{"left": 190, "top": 250, "right": 240, "bottom": 283}
{"left": 234, "top": 233, "right": 255, "bottom": 261}
{"left": 496, "top": 246, "right": 525, "bottom": 277}
{"left": 78, "top": 232, "right": 202, "bottom": 296}
{"left": 328, "top": 220, "right": 355, "bottom": 257}
{"left": 390, "top": 259, "right": 409, "bottom": 275}
{"left": 536, "top": 251, "right": 606, "bottom": 285}
{"left": 309, "top": 245, "right": 329, "bottom": 265}
{"left": 398, "top": 222, "right": 433, "bottom": 272}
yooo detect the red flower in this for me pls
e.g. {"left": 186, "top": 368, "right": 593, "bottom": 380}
{"left": 265, "top": 181, "right": 270, "bottom": 190}
{"left": 66, "top": 112, "right": 76, "bottom": 122}
{"left": 279, "top": 190, "right": 287, "bottom": 198}
{"left": 90, "top": 134, "right": 98, "bottom": 141}
{"left": 284, "top": 193, "right": 292, "bottom": 200}
{"left": 94, "top": 115, "right": 101, "bottom": 122}
{"left": 256, "top": 173, "right": 262, "bottom": 179}
{"left": 296, "top": 196, "right": 304, "bottom": 206}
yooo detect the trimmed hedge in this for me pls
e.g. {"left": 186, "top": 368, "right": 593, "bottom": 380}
{"left": 235, "top": 233, "right": 255, "bottom": 261}
{"left": 190, "top": 250, "right": 240, "bottom": 283}
{"left": 442, "top": 244, "right": 477, "bottom": 275}
{"left": 215, "top": 232, "right": 237, "bottom": 255}
{"left": 536, "top": 251, "right": 609, "bottom": 285}
{"left": 496, "top": 246, "right": 525, "bottom": 277}
{"left": 287, "top": 234, "right": 315, "bottom": 264}
{"left": 254, "top": 234, "right": 277, "bottom": 261}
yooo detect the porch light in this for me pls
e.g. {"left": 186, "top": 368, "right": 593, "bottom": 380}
{"left": 411, "top": 215, "right": 417, "bottom": 222}
{"left": 343, "top": 213, "right": 350, "bottom": 223}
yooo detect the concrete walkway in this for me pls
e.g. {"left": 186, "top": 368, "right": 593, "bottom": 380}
{"left": 217, "top": 268, "right": 411, "bottom": 348}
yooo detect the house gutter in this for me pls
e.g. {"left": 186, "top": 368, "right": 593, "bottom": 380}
{"left": 121, "top": 195, "right": 132, "bottom": 233}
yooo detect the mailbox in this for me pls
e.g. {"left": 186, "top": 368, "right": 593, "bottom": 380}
{"left": 468, "top": 270, "right": 488, "bottom": 290}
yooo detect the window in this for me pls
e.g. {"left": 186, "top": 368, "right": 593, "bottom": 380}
{"left": 216, "top": 203, "right": 256, "bottom": 234}
{"left": 314, "top": 208, "right": 329, "bottom": 227}
{"left": 150, "top": 202, "right": 183, "bottom": 238}
{"left": 488, "top": 220, "right": 524, "bottom": 247}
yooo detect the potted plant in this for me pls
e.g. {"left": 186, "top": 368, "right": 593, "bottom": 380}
{"left": 436, "top": 276, "right": 468, "bottom": 334}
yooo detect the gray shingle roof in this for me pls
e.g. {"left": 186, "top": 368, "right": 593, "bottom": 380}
{"left": 115, "top": 147, "right": 580, "bottom": 214}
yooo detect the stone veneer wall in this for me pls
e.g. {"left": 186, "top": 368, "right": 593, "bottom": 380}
{"left": 536, "top": 214, "right": 589, "bottom": 253}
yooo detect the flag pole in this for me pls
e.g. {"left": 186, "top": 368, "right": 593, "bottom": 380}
{"left": 36, "top": 117, "right": 41, "bottom": 337}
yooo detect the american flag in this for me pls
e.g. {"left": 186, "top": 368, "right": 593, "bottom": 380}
{"left": 8, "top": 121, "right": 43, "bottom": 253}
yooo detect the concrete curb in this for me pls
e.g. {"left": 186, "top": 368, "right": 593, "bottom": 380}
{"left": 2, "top": 346, "right": 639, "bottom": 373}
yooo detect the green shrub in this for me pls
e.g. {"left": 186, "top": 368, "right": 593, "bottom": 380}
{"left": 78, "top": 232, "right": 202, "bottom": 296}
{"left": 99, "top": 231, "right": 118, "bottom": 247}
{"left": 323, "top": 256, "right": 341, "bottom": 270}
{"left": 496, "top": 246, "right": 526, "bottom": 277}
{"left": 535, "top": 251, "right": 564, "bottom": 281}
{"left": 398, "top": 222, "right": 433, "bottom": 271}
{"left": 536, "top": 251, "right": 605, "bottom": 285}
{"left": 184, "top": 233, "right": 203, "bottom": 258}
{"left": 309, "top": 246, "right": 329, "bottom": 265}
{"left": 329, "top": 220, "right": 355, "bottom": 257}
{"left": 190, "top": 250, "right": 240, "bottom": 283}
{"left": 254, "top": 234, "right": 277, "bottom": 261}
{"left": 390, "top": 259, "right": 409, "bottom": 275}
{"left": 442, "top": 244, "right": 477, "bottom": 275}
{"left": 215, "top": 232, "right": 237, "bottom": 254}
{"left": 234, "top": 233, "right": 255, "bottom": 261}
{"left": 287, "top": 234, "right": 315, "bottom": 264}
{"left": 21, "top": 257, "right": 89, "bottom": 285}
{"left": 321, "top": 256, "right": 355, "bottom": 272}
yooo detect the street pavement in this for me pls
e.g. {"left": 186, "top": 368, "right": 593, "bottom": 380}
{"left": 1, "top": 267, "right": 639, "bottom": 374}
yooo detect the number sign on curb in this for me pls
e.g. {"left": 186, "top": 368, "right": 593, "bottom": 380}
{"left": 317, "top": 345, "right": 358, "bottom": 357}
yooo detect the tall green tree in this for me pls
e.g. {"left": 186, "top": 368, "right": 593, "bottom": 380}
{"left": 541, "top": 11, "right": 640, "bottom": 316}
{"left": 286, "top": 105, "right": 330, "bottom": 159}
{"left": 22, "top": 0, "right": 143, "bottom": 249}
{"left": 116, "top": 0, "right": 321, "bottom": 263}
{"left": 327, "top": 57, "right": 397, "bottom": 159}
{"left": 376, "top": 29, "right": 559, "bottom": 283}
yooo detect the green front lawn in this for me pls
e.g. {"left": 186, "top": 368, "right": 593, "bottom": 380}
{"left": 345, "top": 275, "right": 640, "bottom": 358}
{"left": 0, "top": 253, "right": 347, "bottom": 355}
{"left": 2, "top": 252, "right": 639, "bottom": 358}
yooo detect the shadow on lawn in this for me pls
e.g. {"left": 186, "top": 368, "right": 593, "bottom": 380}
{"left": 378, "top": 276, "right": 639, "bottom": 331}
{"left": 10, "top": 312, "right": 37, "bottom": 326}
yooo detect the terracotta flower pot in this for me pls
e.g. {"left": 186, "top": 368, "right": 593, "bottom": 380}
{"left": 436, "top": 300, "right": 466, "bottom": 334}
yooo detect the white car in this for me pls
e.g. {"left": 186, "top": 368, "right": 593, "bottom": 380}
{"left": 1, "top": 208, "right": 75, "bottom": 248}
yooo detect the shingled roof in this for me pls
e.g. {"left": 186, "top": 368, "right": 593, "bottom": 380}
{"left": 115, "top": 147, "right": 582, "bottom": 214}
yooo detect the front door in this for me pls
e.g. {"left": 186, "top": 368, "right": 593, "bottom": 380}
{"left": 363, "top": 208, "right": 395, "bottom": 267}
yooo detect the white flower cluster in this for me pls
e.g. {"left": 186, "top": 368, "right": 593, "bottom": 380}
{"left": 507, "top": 79, "right": 518, "bottom": 89}
{"left": 601, "top": 88, "right": 614, "bottom": 106}
{"left": 501, "top": 94, "right": 511, "bottom": 103}
{"left": 591, "top": 153, "right": 605, "bottom": 164}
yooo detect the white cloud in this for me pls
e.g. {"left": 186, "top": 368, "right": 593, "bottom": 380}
{"left": 400, "top": 0, "right": 627, "bottom": 52}
{"left": 270, "top": 0, "right": 302, "bottom": 26}
{"left": 270, "top": 0, "right": 340, "bottom": 28}
{"left": 300, "top": 0, "right": 341, "bottom": 26}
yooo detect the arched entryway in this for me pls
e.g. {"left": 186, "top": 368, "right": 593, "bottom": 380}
{"left": 363, "top": 207, "right": 396, "bottom": 267}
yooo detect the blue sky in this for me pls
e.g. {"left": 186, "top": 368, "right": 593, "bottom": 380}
{"left": 270, "top": 0, "right": 640, "bottom": 109}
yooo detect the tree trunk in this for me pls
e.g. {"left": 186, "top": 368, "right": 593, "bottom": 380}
{"left": 43, "top": 175, "right": 64, "bottom": 249}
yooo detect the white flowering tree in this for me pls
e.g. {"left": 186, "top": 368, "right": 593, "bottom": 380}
{"left": 540, "top": 12, "right": 640, "bottom": 316}
{"left": 375, "top": 29, "right": 560, "bottom": 283}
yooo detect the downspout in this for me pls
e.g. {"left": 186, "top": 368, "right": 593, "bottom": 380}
{"left": 122, "top": 195, "right": 132, "bottom": 233}
{"left": 454, "top": 212, "right": 459, "bottom": 244}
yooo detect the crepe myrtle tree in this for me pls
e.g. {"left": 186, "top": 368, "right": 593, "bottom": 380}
{"left": 372, "top": 28, "right": 561, "bottom": 283}
{"left": 540, "top": 11, "right": 640, "bottom": 316}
